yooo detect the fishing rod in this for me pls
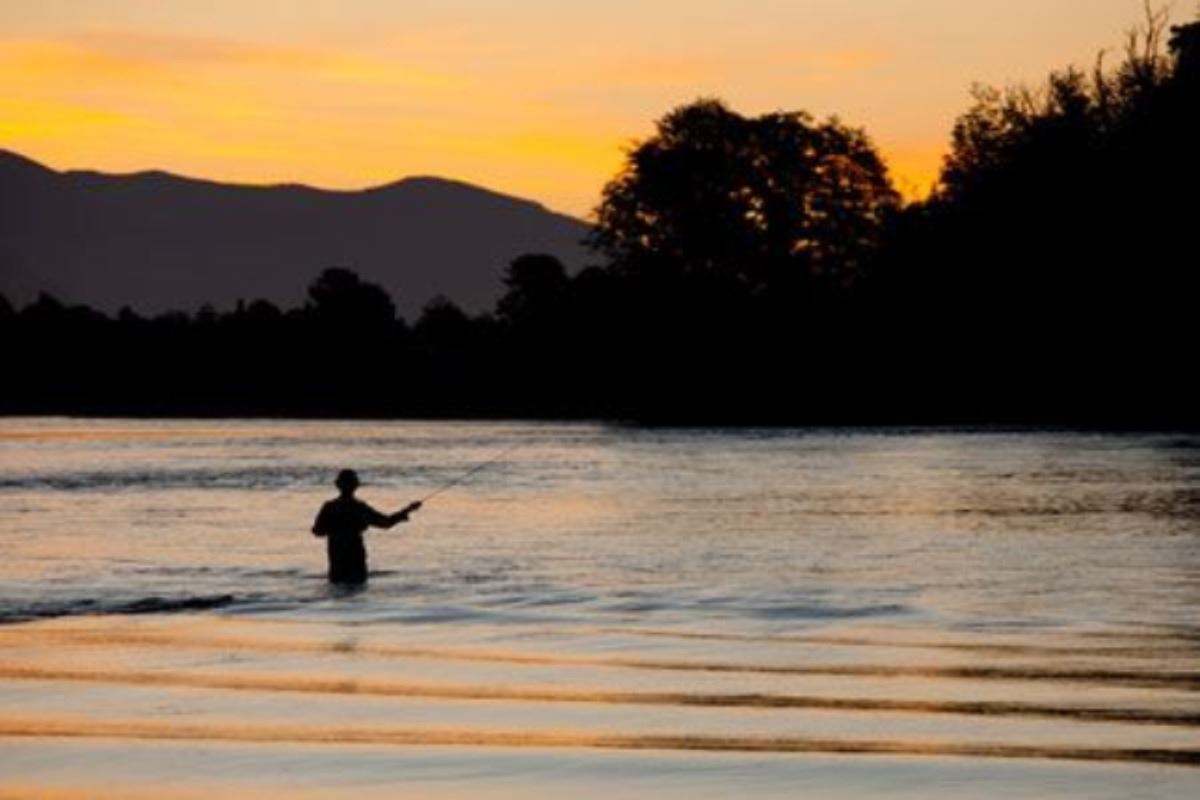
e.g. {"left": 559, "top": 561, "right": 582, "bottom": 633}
{"left": 412, "top": 442, "right": 523, "bottom": 506}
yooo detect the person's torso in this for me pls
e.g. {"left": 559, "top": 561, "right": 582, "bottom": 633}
{"left": 320, "top": 497, "right": 372, "bottom": 540}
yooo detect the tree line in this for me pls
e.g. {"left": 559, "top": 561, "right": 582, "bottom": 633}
{"left": 3, "top": 12, "right": 1197, "bottom": 425}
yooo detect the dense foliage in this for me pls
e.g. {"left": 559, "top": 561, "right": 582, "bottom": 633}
{"left": 869, "top": 11, "right": 1199, "bottom": 423}
{"left": 593, "top": 99, "right": 899, "bottom": 299}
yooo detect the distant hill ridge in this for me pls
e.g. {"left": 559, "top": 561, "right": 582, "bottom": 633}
{"left": 0, "top": 149, "right": 592, "bottom": 317}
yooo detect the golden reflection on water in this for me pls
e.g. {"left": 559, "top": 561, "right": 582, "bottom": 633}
{"left": 1, "top": 712, "right": 1196, "bottom": 765}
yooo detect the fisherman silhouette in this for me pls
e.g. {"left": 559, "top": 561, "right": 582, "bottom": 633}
{"left": 312, "top": 469, "right": 421, "bottom": 584}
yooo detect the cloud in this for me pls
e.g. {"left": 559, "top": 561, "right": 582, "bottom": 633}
{"left": 1, "top": 30, "right": 468, "bottom": 94}
{"left": 0, "top": 96, "right": 129, "bottom": 139}
{"left": 0, "top": 40, "right": 170, "bottom": 82}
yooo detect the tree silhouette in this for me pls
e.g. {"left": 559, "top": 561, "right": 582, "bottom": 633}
{"left": 1172, "top": 19, "right": 1200, "bottom": 83}
{"left": 925, "top": 5, "right": 1196, "bottom": 319}
{"left": 496, "top": 253, "right": 571, "bottom": 336}
{"left": 305, "top": 267, "right": 397, "bottom": 328}
{"left": 592, "top": 99, "right": 899, "bottom": 302}
{"left": 415, "top": 295, "right": 475, "bottom": 348}
{"left": 868, "top": 6, "right": 1200, "bottom": 426}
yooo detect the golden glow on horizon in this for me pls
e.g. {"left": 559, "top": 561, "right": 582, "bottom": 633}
{"left": 0, "top": 2, "right": 1153, "bottom": 214}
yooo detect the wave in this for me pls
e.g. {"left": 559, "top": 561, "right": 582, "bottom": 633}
{"left": 1, "top": 716, "right": 1196, "bottom": 766}
{"left": 0, "top": 594, "right": 241, "bottom": 624}
{"left": 593, "top": 627, "right": 1200, "bottom": 657}
{"left": 0, "top": 466, "right": 333, "bottom": 492}
{"left": 7, "top": 627, "right": 1199, "bottom": 690}
{"left": 2, "top": 664, "right": 1196, "bottom": 728}
{"left": 121, "top": 566, "right": 317, "bottom": 581}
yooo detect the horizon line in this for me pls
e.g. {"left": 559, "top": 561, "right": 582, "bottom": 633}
{"left": 0, "top": 146, "right": 588, "bottom": 222}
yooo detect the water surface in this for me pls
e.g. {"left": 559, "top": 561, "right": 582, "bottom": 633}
{"left": 1, "top": 419, "right": 1197, "bottom": 797}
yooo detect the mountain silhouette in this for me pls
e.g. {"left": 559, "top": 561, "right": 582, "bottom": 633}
{"left": 0, "top": 149, "right": 591, "bottom": 317}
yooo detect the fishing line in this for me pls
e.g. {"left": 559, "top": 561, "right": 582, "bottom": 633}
{"left": 416, "top": 442, "right": 524, "bottom": 504}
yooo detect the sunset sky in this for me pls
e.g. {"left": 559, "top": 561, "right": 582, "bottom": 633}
{"left": 0, "top": 1, "right": 1163, "bottom": 216}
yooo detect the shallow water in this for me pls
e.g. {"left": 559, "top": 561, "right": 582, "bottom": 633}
{"left": 1, "top": 419, "right": 1198, "bottom": 797}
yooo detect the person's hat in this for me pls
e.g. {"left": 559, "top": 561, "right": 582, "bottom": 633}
{"left": 335, "top": 469, "right": 360, "bottom": 491}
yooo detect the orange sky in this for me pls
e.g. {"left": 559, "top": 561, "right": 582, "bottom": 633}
{"left": 0, "top": 1, "right": 1163, "bottom": 216}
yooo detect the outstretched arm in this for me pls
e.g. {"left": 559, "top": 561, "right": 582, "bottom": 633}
{"left": 367, "top": 501, "right": 423, "bottom": 530}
